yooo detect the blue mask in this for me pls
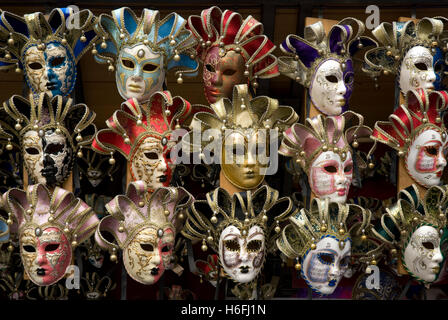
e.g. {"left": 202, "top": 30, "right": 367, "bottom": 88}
{"left": 22, "top": 41, "right": 76, "bottom": 97}
{"left": 116, "top": 44, "right": 165, "bottom": 102}
{"left": 433, "top": 47, "right": 447, "bottom": 90}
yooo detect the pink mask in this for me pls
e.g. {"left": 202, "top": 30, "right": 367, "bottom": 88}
{"left": 3, "top": 184, "right": 99, "bottom": 286}
{"left": 95, "top": 181, "right": 193, "bottom": 285}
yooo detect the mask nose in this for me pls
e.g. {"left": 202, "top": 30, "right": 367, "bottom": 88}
{"left": 43, "top": 154, "right": 55, "bottom": 167}
{"left": 328, "top": 264, "right": 341, "bottom": 279}
{"left": 336, "top": 80, "right": 347, "bottom": 96}
{"left": 334, "top": 169, "right": 348, "bottom": 186}
{"left": 437, "top": 152, "right": 447, "bottom": 169}
{"left": 239, "top": 245, "right": 249, "bottom": 263}
{"left": 151, "top": 251, "right": 161, "bottom": 267}
{"left": 433, "top": 248, "right": 443, "bottom": 264}
{"left": 426, "top": 69, "right": 437, "bottom": 84}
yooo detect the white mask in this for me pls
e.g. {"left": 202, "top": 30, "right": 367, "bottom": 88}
{"left": 403, "top": 225, "right": 443, "bottom": 283}
{"left": 406, "top": 129, "right": 447, "bottom": 187}
{"left": 130, "top": 136, "right": 170, "bottom": 190}
{"left": 302, "top": 236, "right": 351, "bottom": 295}
{"left": 310, "top": 59, "right": 347, "bottom": 116}
{"left": 309, "top": 150, "right": 353, "bottom": 203}
{"left": 218, "top": 225, "right": 265, "bottom": 283}
{"left": 116, "top": 44, "right": 165, "bottom": 102}
{"left": 22, "top": 129, "right": 73, "bottom": 186}
{"left": 399, "top": 46, "right": 436, "bottom": 95}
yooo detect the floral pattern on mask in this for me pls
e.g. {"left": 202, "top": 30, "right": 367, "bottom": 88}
{"left": 309, "top": 151, "right": 353, "bottom": 203}
{"left": 116, "top": 44, "right": 165, "bottom": 102}
{"left": 218, "top": 225, "right": 265, "bottom": 283}
{"left": 403, "top": 225, "right": 444, "bottom": 283}
{"left": 302, "top": 235, "right": 351, "bottom": 295}
{"left": 203, "top": 47, "right": 246, "bottom": 104}
{"left": 310, "top": 59, "right": 352, "bottom": 116}
{"left": 22, "top": 129, "right": 73, "bottom": 187}
{"left": 399, "top": 46, "right": 436, "bottom": 95}
{"left": 23, "top": 41, "right": 76, "bottom": 97}
{"left": 123, "top": 226, "right": 175, "bottom": 285}
{"left": 406, "top": 128, "right": 447, "bottom": 187}
{"left": 20, "top": 226, "right": 71, "bottom": 286}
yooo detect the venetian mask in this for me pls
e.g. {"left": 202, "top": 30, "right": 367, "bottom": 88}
{"left": 130, "top": 136, "right": 172, "bottom": 190}
{"left": 86, "top": 168, "right": 103, "bottom": 188}
{"left": 20, "top": 226, "right": 71, "bottom": 286}
{"left": 433, "top": 47, "right": 447, "bottom": 90}
{"left": 301, "top": 235, "right": 351, "bottom": 295}
{"left": 399, "top": 46, "right": 436, "bottom": 94}
{"left": 23, "top": 41, "right": 76, "bottom": 97}
{"left": 123, "top": 226, "right": 175, "bottom": 285}
{"left": 403, "top": 225, "right": 443, "bottom": 283}
{"left": 221, "top": 131, "right": 268, "bottom": 190}
{"left": 203, "top": 46, "right": 246, "bottom": 104}
{"left": 310, "top": 59, "right": 353, "bottom": 115}
{"left": 116, "top": 44, "right": 165, "bottom": 102}
{"left": 22, "top": 129, "right": 73, "bottom": 187}
{"left": 406, "top": 128, "right": 447, "bottom": 187}
{"left": 309, "top": 150, "right": 353, "bottom": 203}
{"left": 218, "top": 225, "right": 265, "bottom": 283}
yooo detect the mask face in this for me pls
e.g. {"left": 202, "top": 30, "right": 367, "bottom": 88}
{"left": 310, "top": 59, "right": 350, "bottom": 116}
{"left": 309, "top": 150, "right": 353, "bottom": 203}
{"left": 302, "top": 235, "right": 351, "bottom": 295}
{"left": 432, "top": 47, "right": 447, "bottom": 90}
{"left": 399, "top": 45, "right": 436, "bottom": 94}
{"left": 403, "top": 225, "right": 443, "bottom": 283}
{"left": 22, "top": 129, "right": 73, "bottom": 187}
{"left": 406, "top": 128, "right": 447, "bottom": 187}
{"left": 203, "top": 46, "right": 246, "bottom": 104}
{"left": 123, "top": 226, "right": 175, "bottom": 285}
{"left": 218, "top": 225, "right": 265, "bottom": 283}
{"left": 86, "top": 168, "right": 103, "bottom": 188}
{"left": 23, "top": 41, "right": 76, "bottom": 97}
{"left": 130, "top": 136, "right": 172, "bottom": 190}
{"left": 116, "top": 44, "right": 165, "bottom": 102}
{"left": 20, "top": 226, "right": 72, "bottom": 286}
{"left": 221, "top": 131, "right": 267, "bottom": 190}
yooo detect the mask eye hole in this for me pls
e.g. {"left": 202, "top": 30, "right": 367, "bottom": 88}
{"left": 317, "top": 253, "right": 335, "bottom": 265}
{"left": 205, "top": 64, "right": 215, "bottom": 73}
{"left": 45, "top": 143, "right": 64, "bottom": 155}
{"left": 25, "top": 147, "right": 39, "bottom": 155}
{"left": 224, "top": 239, "right": 240, "bottom": 251}
{"left": 423, "top": 241, "right": 435, "bottom": 250}
{"left": 121, "top": 59, "right": 134, "bottom": 69}
{"left": 161, "top": 245, "right": 172, "bottom": 253}
{"left": 324, "top": 165, "right": 337, "bottom": 173}
{"left": 45, "top": 243, "right": 60, "bottom": 252}
{"left": 326, "top": 75, "right": 338, "bottom": 83}
{"left": 140, "top": 243, "right": 154, "bottom": 252}
{"left": 28, "top": 62, "right": 43, "bottom": 70}
{"left": 49, "top": 56, "right": 65, "bottom": 68}
{"left": 424, "top": 146, "right": 438, "bottom": 156}
{"left": 144, "top": 152, "right": 159, "bottom": 160}
{"left": 344, "top": 164, "right": 353, "bottom": 173}
{"left": 415, "top": 62, "right": 428, "bottom": 71}
{"left": 232, "top": 144, "right": 245, "bottom": 157}
{"left": 143, "top": 63, "right": 158, "bottom": 72}
{"left": 23, "top": 245, "right": 36, "bottom": 253}
{"left": 223, "top": 68, "right": 236, "bottom": 76}
{"left": 247, "top": 240, "right": 262, "bottom": 252}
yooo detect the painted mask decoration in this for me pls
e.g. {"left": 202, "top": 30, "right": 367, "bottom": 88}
{"left": 278, "top": 18, "right": 376, "bottom": 116}
{"left": 371, "top": 89, "right": 448, "bottom": 188}
{"left": 0, "top": 7, "right": 97, "bottom": 97}
{"left": 276, "top": 199, "right": 371, "bottom": 295}
{"left": 0, "top": 93, "right": 96, "bottom": 188}
{"left": 195, "top": 254, "right": 220, "bottom": 286}
{"left": 92, "top": 91, "right": 191, "bottom": 193}
{"left": 182, "top": 185, "right": 295, "bottom": 287}
{"left": 3, "top": 184, "right": 99, "bottom": 286}
{"left": 187, "top": 6, "right": 279, "bottom": 104}
{"left": 95, "top": 181, "right": 193, "bottom": 285}
{"left": 279, "top": 111, "right": 372, "bottom": 203}
{"left": 365, "top": 17, "right": 448, "bottom": 95}
{"left": 184, "top": 84, "right": 298, "bottom": 191}
{"left": 93, "top": 7, "right": 198, "bottom": 102}
{"left": 372, "top": 184, "right": 448, "bottom": 285}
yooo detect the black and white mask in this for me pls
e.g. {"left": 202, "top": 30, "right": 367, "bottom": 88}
{"left": 22, "top": 128, "right": 73, "bottom": 186}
